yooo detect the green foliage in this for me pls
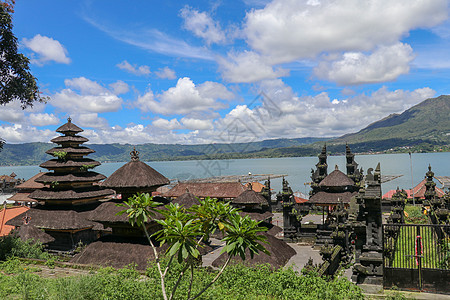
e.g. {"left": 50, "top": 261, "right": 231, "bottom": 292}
{"left": 439, "top": 238, "right": 450, "bottom": 268}
{"left": 116, "top": 193, "right": 161, "bottom": 227}
{"left": 0, "top": 1, "right": 46, "bottom": 108}
{"left": 52, "top": 151, "right": 67, "bottom": 161}
{"left": 117, "top": 194, "right": 269, "bottom": 300}
{"left": 79, "top": 164, "right": 97, "bottom": 172}
{"left": 404, "top": 205, "right": 428, "bottom": 224}
{"left": 0, "top": 259, "right": 364, "bottom": 300}
{"left": 221, "top": 213, "right": 269, "bottom": 260}
{"left": 0, "top": 235, "right": 51, "bottom": 260}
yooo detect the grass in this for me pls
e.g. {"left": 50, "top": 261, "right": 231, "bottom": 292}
{"left": 0, "top": 257, "right": 365, "bottom": 300}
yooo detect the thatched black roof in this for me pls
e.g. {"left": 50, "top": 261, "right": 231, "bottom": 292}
{"left": 319, "top": 169, "right": 354, "bottom": 187}
{"left": 35, "top": 172, "right": 106, "bottom": 184}
{"left": 70, "top": 236, "right": 161, "bottom": 270}
{"left": 238, "top": 211, "right": 273, "bottom": 222}
{"left": 266, "top": 224, "right": 283, "bottom": 236}
{"left": 102, "top": 160, "right": 169, "bottom": 190}
{"left": 30, "top": 186, "right": 114, "bottom": 201}
{"left": 6, "top": 207, "right": 96, "bottom": 230}
{"left": 56, "top": 118, "right": 83, "bottom": 134}
{"left": 40, "top": 158, "right": 101, "bottom": 169}
{"left": 46, "top": 147, "right": 95, "bottom": 156}
{"left": 13, "top": 224, "right": 55, "bottom": 244}
{"left": 51, "top": 136, "right": 89, "bottom": 144}
{"left": 70, "top": 235, "right": 213, "bottom": 270}
{"left": 232, "top": 189, "right": 268, "bottom": 205}
{"left": 171, "top": 191, "right": 199, "bottom": 209}
{"left": 308, "top": 191, "right": 357, "bottom": 205}
{"left": 89, "top": 200, "right": 164, "bottom": 223}
{"left": 212, "top": 233, "right": 295, "bottom": 269}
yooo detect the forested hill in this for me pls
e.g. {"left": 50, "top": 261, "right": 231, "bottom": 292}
{"left": 334, "top": 95, "right": 450, "bottom": 144}
{"left": 0, "top": 137, "right": 329, "bottom": 166}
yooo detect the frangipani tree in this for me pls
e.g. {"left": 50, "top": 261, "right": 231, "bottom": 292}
{"left": 117, "top": 193, "right": 269, "bottom": 300}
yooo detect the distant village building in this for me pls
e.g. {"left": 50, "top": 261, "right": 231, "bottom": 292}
{"left": 7, "top": 172, "right": 45, "bottom": 205}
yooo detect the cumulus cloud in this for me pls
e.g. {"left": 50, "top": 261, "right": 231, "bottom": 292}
{"left": 28, "top": 113, "right": 60, "bottom": 126}
{"left": 22, "top": 34, "right": 71, "bottom": 65}
{"left": 109, "top": 80, "right": 130, "bottom": 95}
{"left": 0, "top": 102, "right": 26, "bottom": 123}
{"left": 116, "top": 60, "right": 151, "bottom": 76}
{"left": 244, "top": 0, "right": 447, "bottom": 63}
{"left": 153, "top": 118, "right": 182, "bottom": 130}
{"left": 218, "top": 51, "right": 289, "bottom": 83}
{"left": 0, "top": 124, "right": 56, "bottom": 143}
{"left": 155, "top": 67, "right": 177, "bottom": 79}
{"left": 51, "top": 77, "right": 123, "bottom": 113}
{"left": 73, "top": 113, "right": 109, "bottom": 129}
{"left": 181, "top": 117, "right": 213, "bottom": 130}
{"left": 314, "top": 43, "right": 415, "bottom": 85}
{"left": 180, "top": 6, "right": 226, "bottom": 45}
{"left": 135, "top": 77, "right": 234, "bottom": 115}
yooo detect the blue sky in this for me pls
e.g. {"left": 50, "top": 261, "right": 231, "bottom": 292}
{"left": 1, "top": 0, "right": 450, "bottom": 145}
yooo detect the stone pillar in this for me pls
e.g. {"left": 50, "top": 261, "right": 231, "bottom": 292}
{"left": 352, "top": 163, "right": 383, "bottom": 285}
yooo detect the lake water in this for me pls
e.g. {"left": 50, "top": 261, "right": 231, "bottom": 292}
{"left": 1, "top": 152, "right": 449, "bottom": 196}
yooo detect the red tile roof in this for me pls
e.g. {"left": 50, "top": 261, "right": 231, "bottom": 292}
{"left": 382, "top": 179, "right": 445, "bottom": 199}
{"left": 0, "top": 206, "right": 30, "bottom": 236}
{"left": 164, "top": 182, "right": 245, "bottom": 199}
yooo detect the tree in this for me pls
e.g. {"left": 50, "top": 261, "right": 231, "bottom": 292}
{"left": 117, "top": 193, "right": 269, "bottom": 300}
{"left": 1, "top": 0, "right": 45, "bottom": 107}
{"left": 1, "top": 1, "right": 46, "bottom": 150}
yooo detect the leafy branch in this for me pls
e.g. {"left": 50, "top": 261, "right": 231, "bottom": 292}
{"left": 117, "top": 194, "right": 269, "bottom": 300}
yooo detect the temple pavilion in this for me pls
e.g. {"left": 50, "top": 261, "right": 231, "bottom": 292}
{"left": 72, "top": 148, "right": 172, "bottom": 269}
{"left": 7, "top": 118, "right": 114, "bottom": 251}
{"left": 309, "top": 144, "right": 362, "bottom": 214}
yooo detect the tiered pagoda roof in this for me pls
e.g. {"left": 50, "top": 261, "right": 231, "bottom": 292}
{"left": 29, "top": 118, "right": 114, "bottom": 205}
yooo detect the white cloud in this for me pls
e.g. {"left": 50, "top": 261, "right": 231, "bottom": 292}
{"left": 180, "top": 6, "right": 226, "bottom": 45}
{"left": 51, "top": 77, "right": 123, "bottom": 113}
{"left": 109, "top": 80, "right": 130, "bottom": 95}
{"left": 314, "top": 43, "right": 415, "bottom": 85}
{"left": 73, "top": 113, "right": 109, "bottom": 129}
{"left": 28, "top": 113, "right": 60, "bottom": 126}
{"left": 116, "top": 61, "right": 151, "bottom": 76}
{"left": 152, "top": 118, "right": 182, "bottom": 130}
{"left": 199, "top": 80, "right": 436, "bottom": 142}
{"left": 244, "top": 0, "right": 448, "bottom": 63}
{"left": 0, "top": 102, "right": 26, "bottom": 123}
{"left": 181, "top": 117, "right": 213, "bottom": 130}
{"left": 135, "top": 77, "right": 234, "bottom": 115}
{"left": 84, "top": 16, "right": 214, "bottom": 60}
{"left": 218, "top": 51, "right": 289, "bottom": 83}
{"left": 22, "top": 34, "right": 70, "bottom": 65}
{"left": 155, "top": 67, "right": 177, "bottom": 79}
{"left": 0, "top": 124, "right": 56, "bottom": 143}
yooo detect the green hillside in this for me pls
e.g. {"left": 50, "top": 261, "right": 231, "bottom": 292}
{"left": 0, "top": 137, "right": 328, "bottom": 166}
{"left": 333, "top": 95, "right": 450, "bottom": 144}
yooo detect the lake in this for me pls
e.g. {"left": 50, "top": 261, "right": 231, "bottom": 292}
{"left": 1, "top": 152, "right": 449, "bottom": 196}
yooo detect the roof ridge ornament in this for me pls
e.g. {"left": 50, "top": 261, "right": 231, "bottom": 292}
{"left": 130, "top": 147, "right": 140, "bottom": 161}
{"left": 67, "top": 117, "right": 72, "bottom": 123}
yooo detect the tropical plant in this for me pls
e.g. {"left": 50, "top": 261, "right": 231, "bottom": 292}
{"left": 52, "top": 151, "right": 67, "bottom": 161}
{"left": 117, "top": 193, "right": 269, "bottom": 300}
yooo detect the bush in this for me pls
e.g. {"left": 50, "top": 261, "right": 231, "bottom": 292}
{"left": 0, "top": 235, "right": 51, "bottom": 260}
{"left": 404, "top": 205, "right": 428, "bottom": 224}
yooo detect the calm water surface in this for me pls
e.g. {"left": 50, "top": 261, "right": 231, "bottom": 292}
{"left": 1, "top": 152, "right": 449, "bottom": 195}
